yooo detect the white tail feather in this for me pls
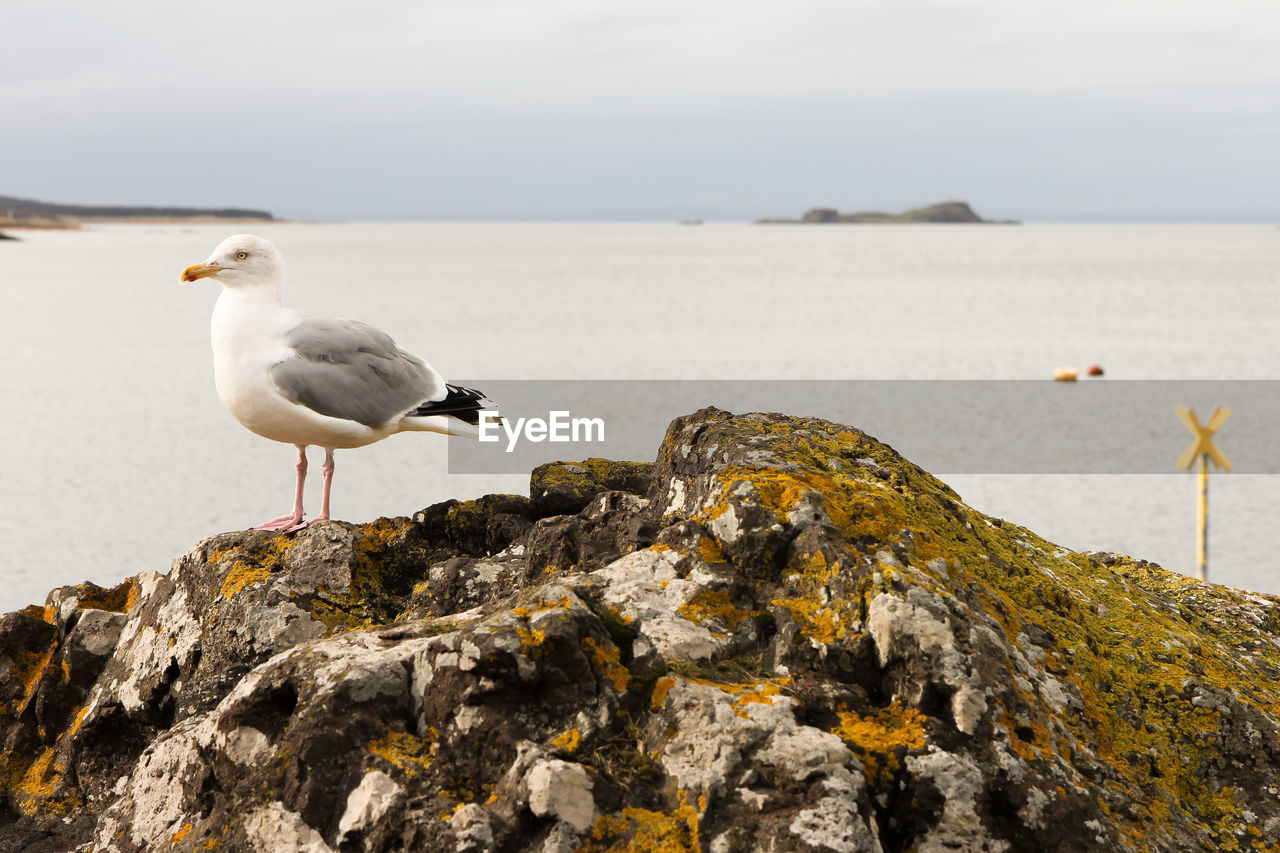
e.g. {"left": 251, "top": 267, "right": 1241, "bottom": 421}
{"left": 401, "top": 415, "right": 479, "bottom": 439}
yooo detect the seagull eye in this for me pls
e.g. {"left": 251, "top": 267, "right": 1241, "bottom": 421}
{"left": 235, "top": 251, "right": 249, "bottom": 260}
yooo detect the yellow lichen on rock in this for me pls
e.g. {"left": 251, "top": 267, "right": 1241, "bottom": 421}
{"left": 550, "top": 728, "right": 583, "bottom": 754}
{"left": 771, "top": 551, "right": 848, "bottom": 644}
{"left": 219, "top": 563, "right": 270, "bottom": 599}
{"left": 355, "top": 516, "right": 412, "bottom": 556}
{"left": 368, "top": 726, "right": 438, "bottom": 777}
{"left": 676, "top": 589, "right": 751, "bottom": 638}
{"left": 651, "top": 673, "right": 789, "bottom": 719}
{"left": 650, "top": 676, "right": 677, "bottom": 710}
{"left": 14, "top": 748, "right": 58, "bottom": 805}
{"left": 73, "top": 579, "right": 138, "bottom": 613}
{"left": 171, "top": 821, "right": 193, "bottom": 844}
{"left": 68, "top": 704, "right": 90, "bottom": 736}
{"left": 696, "top": 538, "right": 725, "bottom": 564}
{"left": 700, "top": 451, "right": 943, "bottom": 566}
{"left": 582, "top": 636, "right": 631, "bottom": 691}
{"left": 584, "top": 799, "right": 701, "bottom": 853}
{"left": 214, "top": 536, "right": 297, "bottom": 599}
{"left": 5, "top": 645, "right": 55, "bottom": 717}
{"left": 4, "top": 745, "right": 79, "bottom": 817}
{"left": 834, "top": 701, "right": 927, "bottom": 785}
{"left": 709, "top": 678, "right": 790, "bottom": 718}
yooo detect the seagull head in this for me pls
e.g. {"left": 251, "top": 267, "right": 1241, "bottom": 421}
{"left": 181, "top": 234, "right": 286, "bottom": 290}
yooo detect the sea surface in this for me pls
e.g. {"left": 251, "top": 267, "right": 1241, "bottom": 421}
{"left": 1, "top": 221, "right": 1278, "bottom": 612}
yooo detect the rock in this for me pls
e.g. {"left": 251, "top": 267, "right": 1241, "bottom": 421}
{"left": 528, "top": 458, "right": 653, "bottom": 518}
{"left": 524, "top": 758, "right": 595, "bottom": 832}
{"left": 761, "top": 201, "right": 1020, "bottom": 225}
{"left": 802, "top": 207, "right": 840, "bottom": 223}
{"left": 1, "top": 407, "right": 1278, "bottom": 852}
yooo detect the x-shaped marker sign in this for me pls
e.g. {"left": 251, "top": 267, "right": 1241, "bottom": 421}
{"left": 1175, "top": 405, "right": 1232, "bottom": 471}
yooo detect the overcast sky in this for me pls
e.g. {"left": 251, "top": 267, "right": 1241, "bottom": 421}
{"left": 4, "top": 1, "right": 1279, "bottom": 221}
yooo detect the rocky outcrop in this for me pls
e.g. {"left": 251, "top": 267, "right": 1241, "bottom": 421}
{"left": 2, "top": 408, "right": 1278, "bottom": 852}
{"left": 758, "top": 201, "right": 1018, "bottom": 224}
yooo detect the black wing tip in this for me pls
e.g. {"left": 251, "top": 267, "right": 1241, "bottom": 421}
{"left": 408, "top": 384, "right": 494, "bottom": 425}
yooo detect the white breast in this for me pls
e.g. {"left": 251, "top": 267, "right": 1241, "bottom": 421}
{"left": 210, "top": 290, "right": 379, "bottom": 449}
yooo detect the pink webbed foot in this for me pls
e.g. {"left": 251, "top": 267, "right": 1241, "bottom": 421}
{"left": 254, "top": 513, "right": 305, "bottom": 532}
{"left": 282, "top": 514, "right": 331, "bottom": 533}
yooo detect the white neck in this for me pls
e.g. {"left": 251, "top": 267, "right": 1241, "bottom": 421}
{"left": 211, "top": 284, "right": 295, "bottom": 348}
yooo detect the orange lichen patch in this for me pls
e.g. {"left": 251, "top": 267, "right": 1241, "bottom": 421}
{"left": 516, "top": 625, "right": 548, "bottom": 654}
{"left": 700, "top": 679, "right": 790, "bottom": 718}
{"left": 438, "top": 802, "right": 468, "bottom": 821}
{"left": 833, "top": 701, "right": 927, "bottom": 785}
{"left": 219, "top": 564, "right": 270, "bottom": 599}
{"left": 512, "top": 595, "right": 582, "bottom": 655}
{"left": 73, "top": 579, "right": 138, "bottom": 613}
{"left": 513, "top": 594, "right": 577, "bottom": 620}
{"left": 651, "top": 676, "right": 678, "bottom": 710}
{"left": 583, "top": 799, "right": 701, "bottom": 853}
{"left": 653, "top": 675, "right": 790, "bottom": 718}
{"left": 18, "top": 605, "right": 50, "bottom": 623}
{"left": 14, "top": 748, "right": 58, "bottom": 802}
{"left": 772, "top": 595, "right": 842, "bottom": 645}
{"left": 171, "top": 821, "right": 194, "bottom": 844}
{"left": 367, "top": 726, "right": 437, "bottom": 777}
{"left": 215, "top": 537, "right": 297, "bottom": 599}
{"left": 582, "top": 637, "right": 631, "bottom": 691}
{"left": 355, "top": 517, "right": 412, "bottom": 554}
{"left": 68, "top": 704, "right": 90, "bottom": 736}
{"left": 6, "top": 645, "right": 56, "bottom": 716}
{"left": 730, "top": 681, "right": 788, "bottom": 709}
{"left": 771, "top": 552, "right": 854, "bottom": 645}
{"left": 676, "top": 589, "right": 751, "bottom": 637}
{"left": 3, "top": 746, "right": 80, "bottom": 817}
{"left": 550, "top": 728, "right": 583, "bottom": 755}
{"left": 697, "top": 538, "right": 726, "bottom": 564}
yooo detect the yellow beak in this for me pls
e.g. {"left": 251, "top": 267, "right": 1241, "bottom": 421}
{"left": 181, "top": 262, "right": 223, "bottom": 283}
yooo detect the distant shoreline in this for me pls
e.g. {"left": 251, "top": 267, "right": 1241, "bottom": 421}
{"left": 0, "top": 216, "right": 282, "bottom": 228}
{"left": 0, "top": 193, "right": 275, "bottom": 232}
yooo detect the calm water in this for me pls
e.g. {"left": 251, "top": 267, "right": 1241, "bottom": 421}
{"left": 1, "top": 222, "right": 1278, "bottom": 611}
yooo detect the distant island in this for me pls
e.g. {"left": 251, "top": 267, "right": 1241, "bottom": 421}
{"left": 757, "top": 200, "right": 1018, "bottom": 224}
{"left": 0, "top": 193, "right": 274, "bottom": 233}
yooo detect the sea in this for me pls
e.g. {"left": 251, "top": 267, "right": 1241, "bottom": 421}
{"left": 1, "top": 221, "right": 1278, "bottom": 613}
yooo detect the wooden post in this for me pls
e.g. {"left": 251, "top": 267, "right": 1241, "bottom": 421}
{"left": 1175, "top": 406, "right": 1231, "bottom": 583}
{"left": 1197, "top": 453, "right": 1208, "bottom": 581}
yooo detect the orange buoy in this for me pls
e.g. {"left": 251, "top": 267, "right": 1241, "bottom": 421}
{"left": 1053, "top": 367, "right": 1078, "bottom": 382}
{"left": 1087, "top": 365, "right": 1104, "bottom": 377}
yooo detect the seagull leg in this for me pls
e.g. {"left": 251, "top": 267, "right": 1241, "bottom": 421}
{"left": 289, "top": 448, "right": 335, "bottom": 530}
{"left": 255, "top": 445, "right": 309, "bottom": 531}
{"left": 316, "top": 448, "right": 335, "bottom": 523}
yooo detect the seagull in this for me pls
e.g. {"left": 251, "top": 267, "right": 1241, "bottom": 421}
{"left": 182, "top": 234, "right": 494, "bottom": 531}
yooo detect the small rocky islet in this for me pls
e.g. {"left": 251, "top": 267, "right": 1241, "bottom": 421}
{"left": 1, "top": 408, "right": 1277, "bottom": 852}
{"left": 757, "top": 200, "right": 1018, "bottom": 224}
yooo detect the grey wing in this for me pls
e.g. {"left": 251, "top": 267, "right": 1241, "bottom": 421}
{"left": 270, "top": 318, "right": 446, "bottom": 428}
